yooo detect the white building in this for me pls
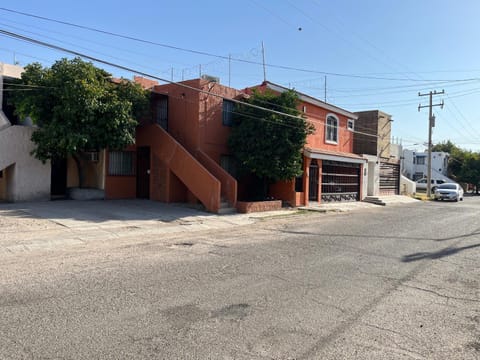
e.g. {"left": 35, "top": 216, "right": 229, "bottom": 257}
{"left": 0, "top": 63, "right": 51, "bottom": 202}
{"left": 402, "top": 149, "right": 450, "bottom": 181}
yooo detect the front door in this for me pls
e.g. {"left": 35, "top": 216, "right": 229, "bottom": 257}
{"left": 136, "top": 147, "right": 150, "bottom": 199}
{"left": 309, "top": 160, "right": 319, "bottom": 201}
{"left": 51, "top": 158, "right": 67, "bottom": 199}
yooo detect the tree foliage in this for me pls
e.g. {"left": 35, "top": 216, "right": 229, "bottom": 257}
{"left": 432, "top": 140, "right": 480, "bottom": 192}
{"left": 228, "top": 89, "right": 314, "bottom": 196}
{"left": 9, "top": 57, "right": 149, "bottom": 187}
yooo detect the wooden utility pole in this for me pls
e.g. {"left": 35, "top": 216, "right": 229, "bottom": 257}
{"left": 418, "top": 90, "right": 444, "bottom": 197}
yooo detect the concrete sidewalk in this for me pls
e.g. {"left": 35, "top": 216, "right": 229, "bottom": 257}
{"left": 0, "top": 200, "right": 296, "bottom": 253}
{"left": 0, "top": 196, "right": 418, "bottom": 254}
{"left": 301, "top": 195, "right": 419, "bottom": 212}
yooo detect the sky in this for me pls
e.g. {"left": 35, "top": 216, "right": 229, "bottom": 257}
{"left": 1, "top": 0, "right": 480, "bottom": 151}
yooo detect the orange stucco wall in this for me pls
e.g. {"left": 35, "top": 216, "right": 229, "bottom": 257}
{"left": 136, "top": 124, "right": 221, "bottom": 212}
{"left": 104, "top": 145, "right": 136, "bottom": 199}
{"left": 305, "top": 110, "right": 353, "bottom": 153}
{"left": 152, "top": 78, "right": 242, "bottom": 160}
{"left": 270, "top": 180, "right": 296, "bottom": 207}
{"left": 105, "top": 175, "right": 136, "bottom": 199}
{"left": 250, "top": 83, "right": 354, "bottom": 154}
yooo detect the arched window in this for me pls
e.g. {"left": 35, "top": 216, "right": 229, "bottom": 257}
{"left": 325, "top": 115, "right": 338, "bottom": 143}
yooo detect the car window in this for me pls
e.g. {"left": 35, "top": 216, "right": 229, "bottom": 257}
{"left": 437, "top": 180, "right": 445, "bottom": 184}
{"left": 438, "top": 184, "right": 457, "bottom": 190}
{"left": 417, "top": 179, "right": 426, "bottom": 184}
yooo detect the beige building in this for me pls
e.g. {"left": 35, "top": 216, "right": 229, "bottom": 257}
{"left": 353, "top": 110, "right": 400, "bottom": 196}
{"left": 0, "top": 63, "right": 51, "bottom": 202}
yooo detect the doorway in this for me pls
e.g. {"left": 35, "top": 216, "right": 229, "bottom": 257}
{"left": 309, "top": 160, "right": 319, "bottom": 201}
{"left": 136, "top": 147, "right": 150, "bottom": 199}
{"left": 51, "top": 158, "right": 67, "bottom": 199}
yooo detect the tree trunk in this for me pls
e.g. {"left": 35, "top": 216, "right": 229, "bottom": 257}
{"left": 72, "top": 154, "right": 86, "bottom": 188}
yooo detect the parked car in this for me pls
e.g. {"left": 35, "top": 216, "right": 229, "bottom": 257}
{"left": 434, "top": 183, "right": 464, "bottom": 202}
{"left": 415, "top": 178, "right": 445, "bottom": 192}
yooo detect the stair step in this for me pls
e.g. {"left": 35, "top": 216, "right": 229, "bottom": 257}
{"left": 220, "top": 201, "right": 230, "bottom": 208}
{"left": 363, "top": 197, "right": 386, "bottom": 206}
{"left": 218, "top": 207, "right": 237, "bottom": 215}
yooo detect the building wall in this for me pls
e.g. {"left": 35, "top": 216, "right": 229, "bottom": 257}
{"left": 152, "top": 78, "right": 243, "bottom": 161}
{"left": 104, "top": 145, "right": 136, "bottom": 199}
{"left": 66, "top": 150, "right": 106, "bottom": 189}
{"left": 353, "top": 110, "right": 392, "bottom": 159}
{"left": 305, "top": 106, "right": 354, "bottom": 153}
{"left": 250, "top": 82, "right": 356, "bottom": 154}
{"left": 402, "top": 150, "right": 449, "bottom": 180}
{"left": 0, "top": 126, "right": 50, "bottom": 201}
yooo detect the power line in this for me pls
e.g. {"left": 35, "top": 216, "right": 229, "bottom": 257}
{"left": 1, "top": 7, "right": 478, "bottom": 83}
{"left": 0, "top": 28, "right": 385, "bottom": 143}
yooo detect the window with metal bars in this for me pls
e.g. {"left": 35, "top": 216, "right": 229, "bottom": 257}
{"left": 108, "top": 151, "right": 135, "bottom": 176}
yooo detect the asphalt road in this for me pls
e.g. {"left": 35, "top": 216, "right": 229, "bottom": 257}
{"left": 1, "top": 197, "right": 480, "bottom": 359}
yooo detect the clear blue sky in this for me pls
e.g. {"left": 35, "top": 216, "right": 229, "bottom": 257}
{"left": 2, "top": 1, "right": 480, "bottom": 151}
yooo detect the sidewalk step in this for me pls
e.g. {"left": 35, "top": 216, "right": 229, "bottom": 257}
{"left": 219, "top": 201, "right": 236, "bottom": 214}
{"left": 363, "top": 197, "right": 386, "bottom": 206}
{"left": 218, "top": 207, "right": 237, "bottom": 214}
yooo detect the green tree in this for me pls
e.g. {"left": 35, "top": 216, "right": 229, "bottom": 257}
{"left": 228, "top": 89, "right": 314, "bottom": 199}
{"left": 10, "top": 58, "right": 149, "bottom": 187}
{"left": 459, "top": 152, "right": 480, "bottom": 193}
{"left": 433, "top": 140, "right": 480, "bottom": 193}
{"left": 432, "top": 140, "right": 463, "bottom": 178}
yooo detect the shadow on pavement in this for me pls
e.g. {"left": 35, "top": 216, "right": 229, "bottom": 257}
{"left": 401, "top": 243, "right": 480, "bottom": 262}
{"left": 0, "top": 199, "right": 213, "bottom": 225}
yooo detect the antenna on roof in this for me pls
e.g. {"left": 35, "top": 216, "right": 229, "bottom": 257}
{"left": 261, "top": 41, "right": 267, "bottom": 82}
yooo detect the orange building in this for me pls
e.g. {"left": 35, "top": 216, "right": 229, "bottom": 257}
{"left": 249, "top": 82, "right": 366, "bottom": 207}
{"left": 104, "top": 77, "right": 366, "bottom": 212}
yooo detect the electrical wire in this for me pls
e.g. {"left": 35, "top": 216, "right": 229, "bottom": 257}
{"left": 1, "top": 7, "right": 479, "bottom": 82}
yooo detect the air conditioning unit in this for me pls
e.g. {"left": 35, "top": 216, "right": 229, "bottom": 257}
{"left": 85, "top": 151, "right": 99, "bottom": 162}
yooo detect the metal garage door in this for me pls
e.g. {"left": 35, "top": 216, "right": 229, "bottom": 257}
{"left": 321, "top": 160, "right": 360, "bottom": 202}
{"left": 380, "top": 162, "right": 400, "bottom": 195}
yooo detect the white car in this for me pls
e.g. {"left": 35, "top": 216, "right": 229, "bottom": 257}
{"left": 415, "top": 178, "right": 446, "bottom": 191}
{"left": 434, "top": 183, "right": 464, "bottom": 202}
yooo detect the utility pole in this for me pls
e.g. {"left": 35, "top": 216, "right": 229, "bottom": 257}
{"left": 418, "top": 90, "right": 444, "bottom": 197}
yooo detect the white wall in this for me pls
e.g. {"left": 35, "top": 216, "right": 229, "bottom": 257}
{"left": 0, "top": 126, "right": 51, "bottom": 201}
{"left": 402, "top": 150, "right": 449, "bottom": 180}
{"left": 400, "top": 175, "right": 416, "bottom": 195}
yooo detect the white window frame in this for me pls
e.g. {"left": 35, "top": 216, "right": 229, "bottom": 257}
{"left": 325, "top": 114, "right": 339, "bottom": 144}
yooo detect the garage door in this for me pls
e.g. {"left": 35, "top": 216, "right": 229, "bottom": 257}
{"left": 321, "top": 160, "right": 360, "bottom": 202}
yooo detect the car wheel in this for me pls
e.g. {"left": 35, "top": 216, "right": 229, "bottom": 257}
{"left": 431, "top": 187, "right": 437, "bottom": 192}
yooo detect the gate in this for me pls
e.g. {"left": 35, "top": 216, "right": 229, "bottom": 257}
{"left": 380, "top": 162, "right": 400, "bottom": 195}
{"left": 309, "top": 160, "right": 319, "bottom": 201}
{"left": 321, "top": 160, "right": 360, "bottom": 202}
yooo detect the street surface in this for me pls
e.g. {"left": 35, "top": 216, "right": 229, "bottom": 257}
{"left": 1, "top": 197, "right": 479, "bottom": 359}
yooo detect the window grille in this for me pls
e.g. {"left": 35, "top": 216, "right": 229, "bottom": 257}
{"left": 222, "top": 100, "right": 235, "bottom": 126}
{"left": 108, "top": 151, "right": 135, "bottom": 176}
